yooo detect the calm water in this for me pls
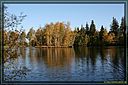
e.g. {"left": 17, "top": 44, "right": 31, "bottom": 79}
{"left": 4, "top": 46, "right": 126, "bottom": 81}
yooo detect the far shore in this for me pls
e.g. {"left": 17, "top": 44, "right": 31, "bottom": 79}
{"left": 3, "top": 45, "right": 125, "bottom": 49}
{"left": 35, "top": 46, "right": 73, "bottom": 48}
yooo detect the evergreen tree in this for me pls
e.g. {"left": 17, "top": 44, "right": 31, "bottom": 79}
{"left": 110, "top": 17, "right": 119, "bottom": 36}
{"left": 80, "top": 24, "right": 86, "bottom": 33}
{"left": 118, "top": 17, "right": 126, "bottom": 45}
{"left": 99, "top": 25, "right": 105, "bottom": 41}
{"left": 90, "top": 20, "right": 96, "bottom": 36}
{"left": 120, "top": 17, "right": 126, "bottom": 36}
{"left": 85, "top": 22, "right": 89, "bottom": 35}
{"left": 88, "top": 20, "right": 97, "bottom": 46}
{"left": 74, "top": 24, "right": 89, "bottom": 46}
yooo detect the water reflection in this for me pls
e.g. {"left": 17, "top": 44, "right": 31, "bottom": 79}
{"left": 36, "top": 48, "right": 75, "bottom": 67}
{"left": 5, "top": 46, "right": 126, "bottom": 81}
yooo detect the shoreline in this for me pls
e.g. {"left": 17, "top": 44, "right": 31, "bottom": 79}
{"left": 4, "top": 45, "right": 125, "bottom": 48}
{"left": 35, "top": 46, "right": 73, "bottom": 48}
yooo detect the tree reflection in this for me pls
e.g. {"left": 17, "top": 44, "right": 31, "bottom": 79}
{"left": 89, "top": 47, "right": 98, "bottom": 66}
{"left": 99, "top": 47, "right": 107, "bottom": 64}
{"left": 74, "top": 47, "right": 98, "bottom": 66}
{"left": 35, "top": 48, "right": 75, "bottom": 68}
{"left": 107, "top": 46, "right": 125, "bottom": 80}
{"left": 20, "top": 47, "right": 26, "bottom": 59}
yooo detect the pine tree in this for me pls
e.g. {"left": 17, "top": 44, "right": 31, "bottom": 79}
{"left": 85, "top": 22, "right": 89, "bottom": 35}
{"left": 118, "top": 17, "right": 126, "bottom": 45}
{"left": 99, "top": 25, "right": 105, "bottom": 41}
{"left": 120, "top": 17, "right": 126, "bottom": 36}
{"left": 90, "top": 20, "right": 96, "bottom": 36}
{"left": 110, "top": 17, "right": 119, "bottom": 36}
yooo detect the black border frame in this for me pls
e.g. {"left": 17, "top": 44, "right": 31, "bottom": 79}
{"left": 0, "top": 0, "right": 127, "bottom": 84}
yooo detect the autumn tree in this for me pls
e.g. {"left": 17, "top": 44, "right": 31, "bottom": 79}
{"left": 103, "top": 32, "right": 115, "bottom": 45}
{"left": 59, "top": 22, "right": 65, "bottom": 46}
{"left": 44, "top": 23, "right": 53, "bottom": 46}
{"left": 35, "top": 22, "right": 76, "bottom": 47}
{"left": 20, "top": 30, "right": 26, "bottom": 46}
{"left": 63, "top": 24, "right": 76, "bottom": 47}
{"left": 4, "top": 5, "right": 27, "bottom": 62}
{"left": 102, "top": 29, "right": 108, "bottom": 42}
{"left": 3, "top": 30, "right": 8, "bottom": 46}
{"left": 35, "top": 27, "right": 46, "bottom": 46}
{"left": 3, "top": 5, "right": 30, "bottom": 80}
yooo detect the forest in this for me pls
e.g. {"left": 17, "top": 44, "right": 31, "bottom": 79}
{"left": 3, "top": 16, "right": 126, "bottom": 47}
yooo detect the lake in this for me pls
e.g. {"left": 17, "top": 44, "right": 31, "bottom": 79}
{"left": 4, "top": 46, "right": 126, "bottom": 82}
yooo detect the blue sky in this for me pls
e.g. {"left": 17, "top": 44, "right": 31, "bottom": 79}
{"left": 5, "top": 4, "right": 124, "bottom": 33}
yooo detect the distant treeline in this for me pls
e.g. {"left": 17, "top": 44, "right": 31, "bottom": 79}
{"left": 3, "top": 17, "right": 126, "bottom": 47}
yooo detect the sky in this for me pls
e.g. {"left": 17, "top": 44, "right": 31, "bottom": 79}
{"left": 5, "top": 4, "right": 124, "bottom": 33}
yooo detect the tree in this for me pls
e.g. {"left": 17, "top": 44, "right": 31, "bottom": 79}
{"left": 36, "top": 22, "right": 76, "bottom": 47}
{"left": 20, "top": 30, "right": 26, "bottom": 46}
{"left": 3, "top": 30, "right": 8, "bottom": 46}
{"left": 27, "top": 28, "right": 35, "bottom": 41}
{"left": 87, "top": 20, "right": 98, "bottom": 46}
{"left": 35, "top": 27, "right": 45, "bottom": 46}
{"left": 74, "top": 28, "right": 80, "bottom": 46}
{"left": 110, "top": 17, "right": 119, "bottom": 36}
{"left": 62, "top": 22, "right": 76, "bottom": 47}
{"left": 99, "top": 25, "right": 105, "bottom": 41}
{"left": 80, "top": 24, "right": 86, "bottom": 33}
{"left": 103, "top": 32, "right": 115, "bottom": 45}
{"left": 74, "top": 25, "right": 89, "bottom": 46}
{"left": 120, "top": 17, "right": 126, "bottom": 35}
{"left": 44, "top": 23, "right": 53, "bottom": 46}
{"left": 118, "top": 17, "right": 126, "bottom": 45}
{"left": 27, "top": 28, "right": 36, "bottom": 46}
{"left": 59, "top": 22, "right": 65, "bottom": 46}
{"left": 3, "top": 5, "right": 29, "bottom": 80}
{"left": 4, "top": 5, "right": 27, "bottom": 62}
{"left": 102, "top": 29, "right": 108, "bottom": 45}
{"left": 81, "top": 34, "right": 89, "bottom": 46}
{"left": 63, "top": 26, "right": 76, "bottom": 47}
{"left": 4, "top": 6, "right": 27, "bottom": 31}
{"left": 85, "top": 22, "right": 89, "bottom": 35}
{"left": 90, "top": 20, "right": 96, "bottom": 36}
